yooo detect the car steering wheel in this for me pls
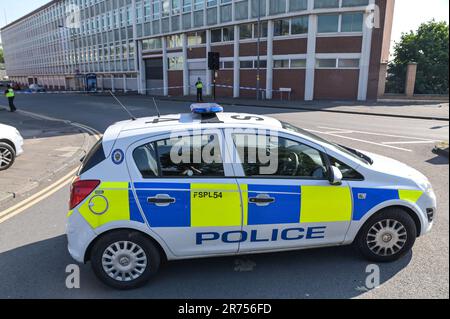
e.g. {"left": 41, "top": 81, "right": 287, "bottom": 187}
{"left": 282, "top": 151, "right": 300, "bottom": 176}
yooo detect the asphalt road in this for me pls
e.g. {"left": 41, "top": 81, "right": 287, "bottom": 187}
{"left": 0, "top": 94, "right": 448, "bottom": 299}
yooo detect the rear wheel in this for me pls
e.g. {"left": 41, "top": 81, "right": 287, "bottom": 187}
{"left": 91, "top": 230, "right": 161, "bottom": 289}
{"left": 0, "top": 142, "right": 16, "bottom": 171}
{"left": 356, "top": 208, "right": 417, "bottom": 262}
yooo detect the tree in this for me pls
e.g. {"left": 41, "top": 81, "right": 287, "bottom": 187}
{"left": 0, "top": 48, "right": 4, "bottom": 64}
{"left": 386, "top": 20, "right": 449, "bottom": 95}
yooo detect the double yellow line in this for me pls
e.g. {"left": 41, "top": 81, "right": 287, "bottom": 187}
{"left": 0, "top": 108, "right": 102, "bottom": 224}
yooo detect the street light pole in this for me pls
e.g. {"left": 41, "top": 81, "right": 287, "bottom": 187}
{"left": 256, "top": 0, "right": 261, "bottom": 100}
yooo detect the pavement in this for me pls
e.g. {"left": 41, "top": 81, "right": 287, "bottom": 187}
{"left": 0, "top": 106, "right": 96, "bottom": 207}
{"left": 154, "top": 95, "right": 450, "bottom": 121}
{"left": 0, "top": 94, "right": 447, "bottom": 299}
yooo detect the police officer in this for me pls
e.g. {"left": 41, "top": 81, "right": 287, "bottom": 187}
{"left": 4, "top": 85, "right": 16, "bottom": 112}
{"left": 195, "top": 77, "right": 203, "bottom": 102}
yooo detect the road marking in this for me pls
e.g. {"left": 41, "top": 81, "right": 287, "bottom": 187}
{"left": 317, "top": 126, "right": 435, "bottom": 141}
{"left": 0, "top": 168, "right": 77, "bottom": 224}
{"left": 382, "top": 140, "right": 438, "bottom": 145}
{"left": 0, "top": 108, "right": 102, "bottom": 224}
{"left": 307, "top": 129, "right": 413, "bottom": 152}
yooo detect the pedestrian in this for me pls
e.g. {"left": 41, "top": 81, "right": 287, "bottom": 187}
{"left": 4, "top": 85, "right": 16, "bottom": 112}
{"left": 195, "top": 77, "right": 203, "bottom": 102}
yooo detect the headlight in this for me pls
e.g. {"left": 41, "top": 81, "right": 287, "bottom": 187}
{"left": 423, "top": 181, "right": 433, "bottom": 194}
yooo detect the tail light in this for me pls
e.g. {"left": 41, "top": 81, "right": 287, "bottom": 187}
{"left": 69, "top": 178, "right": 100, "bottom": 210}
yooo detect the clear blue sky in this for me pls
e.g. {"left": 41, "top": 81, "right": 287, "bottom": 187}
{"left": 1, "top": 0, "right": 449, "bottom": 48}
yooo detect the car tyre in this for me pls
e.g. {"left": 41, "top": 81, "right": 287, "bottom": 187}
{"left": 0, "top": 142, "right": 16, "bottom": 171}
{"left": 91, "top": 230, "right": 161, "bottom": 290}
{"left": 356, "top": 208, "right": 417, "bottom": 262}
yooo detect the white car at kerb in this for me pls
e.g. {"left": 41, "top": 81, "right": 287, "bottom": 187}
{"left": 66, "top": 104, "right": 437, "bottom": 289}
{"left": 0, "top": 123, "right": 24, "bottom": 171}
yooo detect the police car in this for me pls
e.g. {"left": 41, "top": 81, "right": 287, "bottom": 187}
{"left": 66, "top": 104, "right": 436, "bottom": 289}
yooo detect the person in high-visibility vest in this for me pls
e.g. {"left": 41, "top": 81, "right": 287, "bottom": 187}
{"left": 195, "top": 78, "right": 203, "bottom": 102}
{"left": 4, "top": 85, "right": 17, "bottom": 112}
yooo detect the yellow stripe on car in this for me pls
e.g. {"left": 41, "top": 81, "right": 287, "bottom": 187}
{"left": 399, "top": 189, "right": 424, "bottom": 203}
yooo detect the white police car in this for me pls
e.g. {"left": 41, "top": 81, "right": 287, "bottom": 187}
{"left": 66, "top": 104, "right": 436, "bottom": 289}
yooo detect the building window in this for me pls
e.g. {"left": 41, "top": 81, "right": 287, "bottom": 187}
{"left": 269, "top": 0, "right": 286, "bottom": 15}
{"left": 342, "top": 0, "right": 369, "bottom": 7}
{"left": 314, "top": 0, "right": 339, "bottom": 9}
{"left": 317, "top": 14, "right": 339, "bottom": 33}
{"left": 183, "top": 13, "right": 192, "bottom": 29}
{"left": 207, "top": 0, "right": 218, "bottom": 7}
{"left": 274, "top": 19, "right": 290, "bottom": 36}
{"left": 341, "top": 12, "right": 364, "bottom": 32}
{"left": 194, "top": 0, "right": 204, "bottom": 10}
{"left": 223, "top": 26, "right": 234, "bottom": 41}
{"left": 251, "top": 0, "right": 266, "bottom": 18}
{"left": 274, "top": 59, "right": 289, "bottom": 68}
{"left": 235, "top": 0, "right": 249, "bottom": 20}
{"left": 162, "top": 0, "right": 170, "bottom": 17}
{"left": 194, "top": 10, "right": 204, "bottom": 27}
{"left": 220, "top": 4, "right": 232, "bottom": 23}
{"left": 239, "top": 24, "right": 253, "bottom": 40}
{"left": 289, "top": 0, "right": 307, "bottom": 12}
{"left": 183, "top": 0, "right": 192, "bottom": 12}
{"left": 338, "top": 58, "right": 360, "bottom": 68}
{"left": 221, "top": 61, "right": 234, "bottom": 69}
{"left": 254, "top": 21, "right": 268, "bottom": 38}
{"left": 291, "top": 16, "right": 308, "bottom": 34}
{"left": 211, "top": 28, "right": 222, "bottom": 42}
{"left": 168, "top": 56, "right": 184, "bottom": 70}
{"left": 172, "top": 0, "right": 181, "bottom": 14}
{"left": 187, "top": 31, "right": 206, "bottom": 45}
{"left": 316, "top": 59, "right": 337, "bottom": 68}
{"left": 291, "top": 59, "right": 306, "bottom": 68}
{"left": 142, "top": 38, "right": 162, "bottom": 50}
{"left": 167, "top": 34, "right": 183, "bottom": 48}
{"left": 240, "top": 61, "right": 254, "bottom": 69}
{"left": 207, "top": 7, "right": 218, "bottom": 25}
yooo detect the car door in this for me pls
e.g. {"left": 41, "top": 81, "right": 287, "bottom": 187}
{"left": 225, "top": 129, "right": 353, "bottom": 253}
{"left": 126, "top": 129, "right": 242, "bottom": 257}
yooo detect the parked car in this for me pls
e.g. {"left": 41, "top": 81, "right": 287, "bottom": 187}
{"left": 28, "top": 84, "right": 46, "bottom": 92}
{"left": 0, "top": 123, "right": 24, "bottom": 171}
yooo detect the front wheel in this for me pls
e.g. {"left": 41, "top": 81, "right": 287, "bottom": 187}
{"left": 0, "top": 142, "right": 16, "bottom": 171}
{"left": 91, "top": 230, "right": 161, "bottom": 289}
{"left": 356, "top": 208, "right": 417, "bottom": 262}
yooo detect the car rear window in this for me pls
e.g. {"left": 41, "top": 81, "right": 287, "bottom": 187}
{"left": 79, "top": 138, "right": 105, "bottom": 175}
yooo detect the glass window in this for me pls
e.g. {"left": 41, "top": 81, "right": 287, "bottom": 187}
{"left": 269, "top": 0, "right": 286, "bottom": 15}
{"left": 235, "top": 0, "right": 249, "bottom": 20}
{"left": 338, "top": 58, "right": 360, "bottom": 68}
{"left": 341, "top": 12, "right": 364, "bottom": 32}
{"left": 316, "top": 59, "right": 337, "bottom": 68}
{"left": 162, "top": 0, "right": 170, "bottom": 16}
{"left": 172, "top": 0, "right": 181, "bottom": 14}
{"left": 193, "top": 10, "right": 204, "bottom": 27}
{"left": 207, "top": 7, "right": 218, "bottom": 25}
{"left": 220, "top": 4, "right": 232, "bottom": 23}
{"left": 232, "top": 133, "right": 327, "bottom": 178}
{"left": 328, "top": 157, "right": 364, "bottom": 180}
{"left": 314, "top": 0, "right": 339, "bottom": 8}
{"left": 194, "top": 0, "right": 204, "bottom": 10}
{"left": 274, "top": 59, "right": 289, "bottom": 68}
{"left": 291, "top": 16, "right": 308, "bottom": 34}
{"left": 254, "top": 21, "right": 268, "bottom": 37}
{"left": 207, "top": 0, "right": 218, "bottom": 7}
{"left": 211, "top": 28, "right": 222, "bottom": 42}
{"left": 251, "top": 0, "right": 266, "bottom": 18}
{"left": 239, "top": 24, "right": 253, "bottom": 39}
{"left": 289, "top": 0, "right": 307, "bottom": 12}
{"left": 168, "top": 56, "right": 184, "bottom": 70}
{"left": 156, "top": 134, "right": 225, "bottom": 177}
{"left": 317, "top": 14, "right": 339, "bottom": 33}
{"left": 223, "top": 61, "right": 234, "bottom": 69}
{"left": 342, "top": 0, "right": 369, "bottom": 7}
{"left": 240, "top": 60, "right": 253, "bottom": 68}
{"left": 274, "top": 19, "right": 290, "bottom": 36}
{"left": 182, "top": 13, "right": 192, "bottom": 29}
{"left": 133, "top": 142, "right": 159, "bottom": 178}
{"left": 223, "top": 26, "right": 234, "bottom": 41}
{"left": 291, "top": 59, "right": 306, "bottom": 68}
{"left": 183, "top": 0, "right": 192, "bottom": 12}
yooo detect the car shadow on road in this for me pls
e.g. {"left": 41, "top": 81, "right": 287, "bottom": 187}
{"left": 0, "top": 235, "right": 412, "bottom": 299}
{"left": 426, "top": 154, "right": 449, "bottom": 166}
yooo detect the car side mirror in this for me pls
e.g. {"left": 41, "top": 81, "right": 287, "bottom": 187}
{"left": 329, "top": 166, "right": 343, "bottom": 185}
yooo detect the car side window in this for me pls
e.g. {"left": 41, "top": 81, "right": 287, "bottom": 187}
{"left": 329, "top": 156, "right": 364, "bottom": 180}
{"left": 133, "top": 142, "right": 160, "bottom": 178}
{"left": 156, "top": 134, "right": 225, "bottom": 177}
{"left": 232, "top": 133, "right": 328, "bottom": 179}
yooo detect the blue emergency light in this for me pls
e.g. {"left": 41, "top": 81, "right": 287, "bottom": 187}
{"left": 190, "top": 103, "right": 224, "bottom": 114}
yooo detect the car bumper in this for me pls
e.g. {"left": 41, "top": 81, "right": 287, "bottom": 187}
{"left": 66, "top": 210, "right": 97, "bottom": 263}
{"left": 417, "top": 190, "right": 437, "bottom": 236}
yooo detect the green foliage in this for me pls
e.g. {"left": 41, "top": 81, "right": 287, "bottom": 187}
{"left": 0, "top": 48, "right": 4, "bottom": 64}
{"left": 386, "top": 20, "right": 449, "bottom": 95}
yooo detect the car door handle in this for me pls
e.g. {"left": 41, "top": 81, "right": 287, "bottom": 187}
{"left": 147, "top": 194, "right": 176, "bottom": 207}
{"left": 249, "top": 194, "right": 275, "bottom": 206}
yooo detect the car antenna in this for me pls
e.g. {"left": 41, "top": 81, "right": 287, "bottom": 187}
{"left": 152, "top": 97, "right": 161, "bottom": 118}
{"left": 109, "top": 90, "right": 136, "bottom": 121}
